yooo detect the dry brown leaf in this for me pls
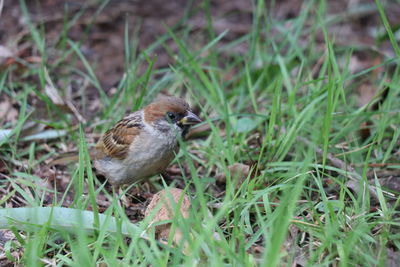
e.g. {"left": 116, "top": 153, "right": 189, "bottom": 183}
{"left": 357, "top": 82, "right": 376, "bottom": 107}
{"left": 228, "top": 163, "right": 250, "bottom": 179}
{"left": 216, "top": 163, "right": 251, "bottom": 188}
{"left": 65, "top": 99, "right": 87, "bottom": 123}
{"left": 144, "top": 188, "right": 191, "bottom": 247}
{"left": 44, "top": 84, "right": 65, "bottom": 106}
{"left": 0, "top": 95, "right": 18, "bottom": 123}
{"left": 44, "top": 70, "right": 86, "bottom": 123}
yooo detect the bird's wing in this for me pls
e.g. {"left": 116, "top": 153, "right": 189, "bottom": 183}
{"left": 96, "top": 112, "right": 144, "bottom": 160}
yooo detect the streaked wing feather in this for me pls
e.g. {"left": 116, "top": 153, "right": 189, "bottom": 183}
{"left": 98, "top": 113, "right": 142, "bottom": 159}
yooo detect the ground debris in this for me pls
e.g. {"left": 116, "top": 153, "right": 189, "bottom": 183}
{"left": 144, "top": 188, "right": 191, "bottom": 249}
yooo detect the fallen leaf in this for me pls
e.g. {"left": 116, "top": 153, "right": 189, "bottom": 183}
{"left": 0, "top": 120, "right": 59, "bottom": 143}
{"left": 0, "top": 129, "right": 12, "bottom": 143}
{"left": 357, "top": 82, "right": 376, "bottom": 107}
{"left": 44, "top": 70, "right": 86, "bottom": 123}
{"left": 216, "top": 163, "right": 251, "bottom": 189}
{"left": 0, "top": 45, "right": 14, "bottom": 59}
{"left": 21, "top": 129, "right": 68, "bottom": 141}
{"left": 144, "top": 188, "right": 191, "bottom": 248}
{"left": 44, "top": 84, "right": 65, "bottom": 106}
{"left": 0, "top": 95, "right": 18, "bottom": 122}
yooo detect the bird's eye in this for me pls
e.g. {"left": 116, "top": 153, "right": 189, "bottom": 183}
{"left": 166, "top": 112, "right": 176, "bottom": 121}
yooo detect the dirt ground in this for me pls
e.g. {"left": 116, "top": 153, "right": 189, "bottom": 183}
{"left": 2, "top": 0, "right": 398, "bottom": 89}
{"left": 1, "top": 0, "right": 400, "bottom": 219}
{"left": 1, "top": 0, "right": 400, "bottom": 265}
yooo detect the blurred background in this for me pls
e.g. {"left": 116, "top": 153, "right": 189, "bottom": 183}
{"left": 2, "top": 0, "right": 398, "bottom": 90}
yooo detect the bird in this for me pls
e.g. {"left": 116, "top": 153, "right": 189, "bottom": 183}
{"left": 51, "top": 96, "right": 201, "bottom": 186}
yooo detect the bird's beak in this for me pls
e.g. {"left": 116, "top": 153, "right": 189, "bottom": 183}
{"left": 179, "top": 111, "right": 202, "bottom": 125}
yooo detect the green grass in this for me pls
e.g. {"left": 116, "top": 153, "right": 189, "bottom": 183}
{"left": 1, "top": 0, "right": 400, "bottom": 266}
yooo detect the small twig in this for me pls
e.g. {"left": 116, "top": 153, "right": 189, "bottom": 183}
{"left": 367, "top": 170, "right": 400, "bottom": 179}
{"left": 366, "top": 163, "right": 400, "bottom": 168}
{"left": 296, "top": 136, "right": 357, "bottom": 173}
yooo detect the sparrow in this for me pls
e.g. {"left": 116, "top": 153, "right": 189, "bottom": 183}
{"left": 91, "top": 96, "right": 201, "bottom": 186}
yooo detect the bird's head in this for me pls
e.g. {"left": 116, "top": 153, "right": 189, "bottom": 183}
{"left": 144, "top": 96, "right": 201, "bottom": 137}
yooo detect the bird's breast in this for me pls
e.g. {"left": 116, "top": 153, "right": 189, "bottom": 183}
{"left": 123, "top": 129, "right": 179, "bottom": 177}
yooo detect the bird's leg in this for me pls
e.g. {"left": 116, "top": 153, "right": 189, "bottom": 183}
{"left": 160, "top": 172, "right": 172, "bottom": 182}
{"left": 143, "top": 180, "right": 158, "bottom": 194}
{"left": 121, "top": 188, "right": 131, "bottom": 208}
{"left": 118, "top": 186, "right": 131, "bottom": 208}
{"left": 110, "top": 185, "right": 129, "bottom": 209}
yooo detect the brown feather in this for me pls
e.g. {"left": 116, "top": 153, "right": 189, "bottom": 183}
{"left": 96, "top": 113, "right": 143, "bottom": 160}
{"left": 144, "top": 97, "right": 189, "bottom": 124}
{"left": 48, "top": 149, "right": 98, "bottom": 166}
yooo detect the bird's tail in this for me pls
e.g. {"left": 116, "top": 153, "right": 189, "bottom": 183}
{"left": 49, "top": 149, "right": 97, "bottom": 166}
